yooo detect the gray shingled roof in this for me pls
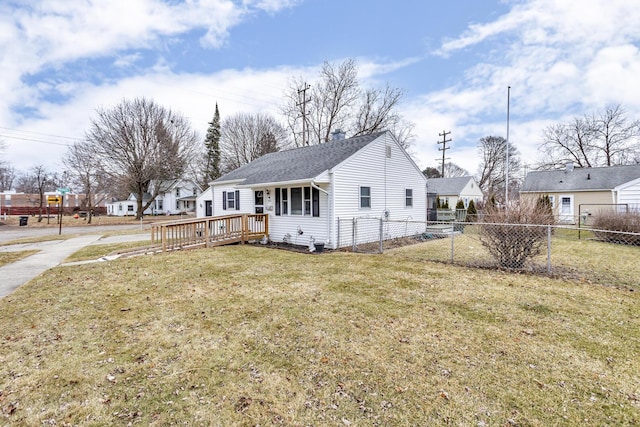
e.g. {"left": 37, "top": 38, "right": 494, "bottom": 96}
{"left": 521, "top": 165, "right": 640, "bottom": 192}
{"left": 214, "top": 132, "right": 386, "bottom": 185}
{"left": 426, "top": 176, "right": 473, "bottom": 195}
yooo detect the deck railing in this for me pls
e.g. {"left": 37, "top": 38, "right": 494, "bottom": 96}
{"left": 151, "top": 213, "right": 268, "bottom": 252}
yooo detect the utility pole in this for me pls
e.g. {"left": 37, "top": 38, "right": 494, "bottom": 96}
{"left": 297, "top": 83, "right": 311, "bottom": 146}
{"left": 505, "top": 86, "right": 511, "bottom": 206}
{"left": 438, "top": 130, "right": 452, "bottom": 177}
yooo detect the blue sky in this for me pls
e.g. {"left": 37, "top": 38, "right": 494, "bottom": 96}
{"left": 1, "top": 0, "right": 639, "bottom": 179}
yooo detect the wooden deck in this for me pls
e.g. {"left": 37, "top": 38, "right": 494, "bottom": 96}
{"left": 151, "top": 213, "right": 269, "bottom": 252}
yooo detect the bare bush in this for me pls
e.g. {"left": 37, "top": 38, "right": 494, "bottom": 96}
{"left": 592, "top": 211, "right": 640, "bottom": 245}
{"left": 479, "top": 199, "right": 555, "bottom": 269}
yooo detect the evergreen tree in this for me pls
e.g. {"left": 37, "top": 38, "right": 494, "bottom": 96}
{"left": 536, "top": 195, "right": 553, "bottom": 216}
{"left": 204, "top": 103, "right": 221, "bottom": 182}
{"left": 467, "top": 199, "right": 477, "bottom": 221}
{"left": 455, "top": 199, "right": 465, "bottom": 210}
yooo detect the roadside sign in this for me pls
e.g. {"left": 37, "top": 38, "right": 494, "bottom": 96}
{"left": 57, "top": 188, "right": 70, "bottom": 194}
{"left": 47, "top": 196, "right": 61, "bottom": 204}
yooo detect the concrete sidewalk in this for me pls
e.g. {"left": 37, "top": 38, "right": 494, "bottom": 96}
{"left": 0, "top": 234, "right": 103, "bottom": 298}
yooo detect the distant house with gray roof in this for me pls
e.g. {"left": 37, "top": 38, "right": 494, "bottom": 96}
{"left": 425, "top": 176, "right": 483, "bottom": 211}
{"left": 197, "top": 131, "right": 427, "bottom": 249}
{"left": 521, "top": 163, "right": 640, "bottom": 223}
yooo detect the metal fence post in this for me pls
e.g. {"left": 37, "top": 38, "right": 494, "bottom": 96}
{"left": 547, "top": 224, "right": 552, "bottom": 275}
{"left": 379, "top": 217, "right": 384, "bottom": 253}
{"left": 352, "top": 217, "right": 357, "bottom": 251}
{"left": 450, "top": 224, "right": 455, "bottom": 263}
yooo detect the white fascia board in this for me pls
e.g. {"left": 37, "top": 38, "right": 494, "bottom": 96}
{"left": 235, "top": 177, "right": 328, "bottom": 188}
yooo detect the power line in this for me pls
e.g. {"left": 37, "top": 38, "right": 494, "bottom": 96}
{"left": 0, "top": 134, "right": 73, "bottom": 147}
{"left": 0, "top": 126, "right": 80, "bottom": 141}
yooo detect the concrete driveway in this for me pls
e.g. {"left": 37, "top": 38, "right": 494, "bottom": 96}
{"left": 0, "top": 224, "right": 152, "bottom": 298}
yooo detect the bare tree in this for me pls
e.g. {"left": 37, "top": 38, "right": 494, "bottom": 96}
{"left": 0, "top": 165, "right": 16, "bottom": 191}
{"left": 281, "top": 59, "right": 414, "bottom": 148}
{"left": 0, "top": 139, "right": 13, "bottom": 191}
{"left": 444, "top": 162, "right": 469, "bottom": 178}
{"left": 63, "top": 141, "right": 112, "bottom": 223}
{"left": 422, "top": 167, "right": 441, "bottom": 178}
{"left": 220, "top": 112, "right": 289, "bottom": 172}
{"left": 85, "top": 97, "right": 198, "bottom": 219}
{"left": 476, "top": 136, "right": 521, "bottom": 203}
{"left": 16, "top": 165, "right": 55, "bottom": 221}
{"left": 540, "top": 105, "right": 640, "bottom": 168}
{"left": 590, "top": 105, "right": 640, "bottom": 166}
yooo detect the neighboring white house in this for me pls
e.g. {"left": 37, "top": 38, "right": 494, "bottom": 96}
{"left": 150, "top": 179, "right": 201, "bottom": 215}
{"left": 106, "top": 193, "right": 153, "bottom": 217}
{"left": 198, "top": 131, "right": 428, "bottom": 249}
{"left": 107, "top": 179, "right": 201, "bottom": 217}
{"left": 425, "top": 176, "right": 483, "bottom": 208}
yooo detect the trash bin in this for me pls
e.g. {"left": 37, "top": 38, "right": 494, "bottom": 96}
{"left": 19, "top": 215, "right": 29, "bottom": 226}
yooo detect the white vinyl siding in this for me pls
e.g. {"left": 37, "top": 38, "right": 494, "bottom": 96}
{"left": 210, "top": 184, "right": 253, "bottom": 217}
{"left": 617, "top": 178, "right": 640, "bottom": 212}
{"left": 268, "top": 184, "right": 329, "bottom": 244}
{"left": 330, "top": 133, "right": 427, "bottom": 246}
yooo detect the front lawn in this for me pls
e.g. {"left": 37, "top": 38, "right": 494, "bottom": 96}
{"left": 0, "top": 244, "right": 638, "bottom": 425}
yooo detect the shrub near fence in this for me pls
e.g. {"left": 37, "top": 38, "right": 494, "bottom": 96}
{"left": 337, "top": 217, "right": 640, "bottom": 287}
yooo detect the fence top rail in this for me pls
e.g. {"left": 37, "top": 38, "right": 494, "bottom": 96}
{"left": 349, "top": 217, "right": 640, "bottom": 237}
{"left": 151, "top": 213, "right": 268, "bottom": 228}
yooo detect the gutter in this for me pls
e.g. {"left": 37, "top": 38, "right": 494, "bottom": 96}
{"left": 234, "top": 178, "right": 330, "bottom": 189}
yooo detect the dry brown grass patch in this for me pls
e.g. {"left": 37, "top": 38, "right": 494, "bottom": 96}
{"left": 0, "top": 245, "right": 638, "bottom": 425}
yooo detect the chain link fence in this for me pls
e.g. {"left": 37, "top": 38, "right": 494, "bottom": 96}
{"left": 336, "top": 217, "right": 640, "bottom": 287}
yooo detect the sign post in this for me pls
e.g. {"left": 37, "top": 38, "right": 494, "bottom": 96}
{"left": 47, "top": 195, "right": 61, "bottom": 226}
{"left": 57, "top": 188, "right": 70, "bottom": 235}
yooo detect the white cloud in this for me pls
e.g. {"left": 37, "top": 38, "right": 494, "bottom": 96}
{"left": 423, "top": 0, "right": 640, "bottom": 175}
{"left": 4, "top": 0, "right": 640, "bottom": 181}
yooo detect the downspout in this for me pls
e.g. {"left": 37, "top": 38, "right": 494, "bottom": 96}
{"left": 310, "top": 181, "right": 329, "bottom": 195}
{"left": 311, "top": 180, "right": 331, "bottom": 248}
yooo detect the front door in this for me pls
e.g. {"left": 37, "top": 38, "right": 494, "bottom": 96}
{"left": 559, "top": 195, "right": 574, "bottom": 223}
{"left": 254, "top": 190, "right": 264, "bottom": 214}
{"left": 205, "top": 200, "right": 212, "bottom": 216}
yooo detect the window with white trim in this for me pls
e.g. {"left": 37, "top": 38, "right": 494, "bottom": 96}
{"left": 222, "top": 190, "right": 240, "bottom": 210}
{"left": 290, "top": 187, "right": 302, "bottom": 215}
{"left": 275, "top": 186, "right": 319, "bottom": 216}
{"left": 405, "top": 189, "right": 413, "bottom": 207}
{"left": 360, "top": 186, "right": 371, "bottom": 209}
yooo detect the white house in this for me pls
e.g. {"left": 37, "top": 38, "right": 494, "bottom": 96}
{"left": 107, "top": 179, "right": 201, "bottom": 217}
{"left": 150, "top": 179, "right": 201, "bottom": 215}
{"left": 426, "top": 176, "right": 483, "bottom": 208}
{"left": 106, "top": 193, "right": 152, "bottom": 217}
{"left": 198, "top": 131, "right": 428, "bottom": 249}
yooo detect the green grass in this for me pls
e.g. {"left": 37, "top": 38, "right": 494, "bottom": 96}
{"left": 0, "top": 244, "right": 639, "bottom": 426}
{"left": 0, "top": 250, "right": 40, "bottom": 267}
